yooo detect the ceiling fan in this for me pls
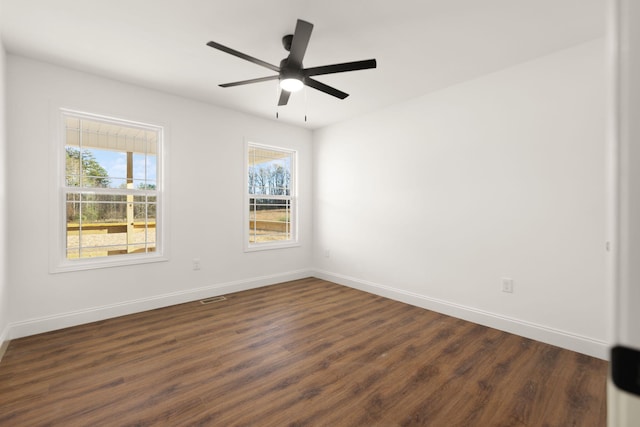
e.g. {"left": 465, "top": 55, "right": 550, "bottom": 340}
{"left": 206, "top": 19, "right": 377, "bottom": 106}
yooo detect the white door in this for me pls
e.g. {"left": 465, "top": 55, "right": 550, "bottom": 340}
{"left": 609, "top": 0, "right": 640, "bottom": 425}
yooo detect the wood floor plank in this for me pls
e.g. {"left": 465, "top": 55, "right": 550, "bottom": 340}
{"left": 0, "top": 278, "right": 607, "bottom": 426}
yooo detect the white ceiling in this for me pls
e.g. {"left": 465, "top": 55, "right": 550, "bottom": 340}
{"left": 0, "top": 0, "right": 605, "bottom": 129}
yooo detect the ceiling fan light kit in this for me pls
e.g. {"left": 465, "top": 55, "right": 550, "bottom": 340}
{"left": 207, "top": 19, "right": 376, "bottom": 108}
{"left": 280, "top": 78, "right": 304, "bottom": 92}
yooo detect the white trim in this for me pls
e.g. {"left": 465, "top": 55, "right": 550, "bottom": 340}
{"left": 54, "top": 253, "right": 169, "bottom": 273}
{"left": 0, "top": 325, "right": 9, "bottom": 362}
{"left": 7, "top": 269, "right": 312, "bottom": 339}
{"left": 609, "top": 0, "right": 640, "bottom": 422}
{"left": 312, "top": 269, "right": 609, "bottom": 360}
{"left": 612, "top": 0, "right": 640, "bottom": 353}
{"left": 244, "top": 240, "right": 302, "bottom": 252}
{"left": 609, "top": 379, "right": 640, "bottom": 427}
{"left": 606, "top": 0, "right": 620, "bottom": 350}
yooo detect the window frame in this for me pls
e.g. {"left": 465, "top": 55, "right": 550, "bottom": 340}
{"left": 244, "top": 141, "right": 299, "bottom": 252}
{"left": 50, "top": 108, "right": 167, "bottom": 273}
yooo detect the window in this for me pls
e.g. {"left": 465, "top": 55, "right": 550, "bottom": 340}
{"left": 55, "top": 110, "right": 164, "bottom": 270}
{"left": 246, "top": 142, "right": 297, "bottom": 250}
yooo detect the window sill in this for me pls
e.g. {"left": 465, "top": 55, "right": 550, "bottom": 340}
{"left": 51, "top": 253, "right": 168, "bottom": 273}
{"left": 244, "top": 241, "right": 301, "bottom": 253}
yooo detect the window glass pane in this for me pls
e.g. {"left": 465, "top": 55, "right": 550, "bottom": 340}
{"left": 81, "top": 247, "right": 119, "bottom": 258}
{"left": 129, "top": 244, "right": 154, "bottom": 254}
{"left": 79, "top": 148, "right": 116, "bottom": 188}
{"left": 69, "top": 195, "right": 127, "bottom": 222}
{"left": 133, "top": 204, "right": 150, "bottom": 221}
{"left": 64, "top": 193, "right": 157, "bottom": 259}
{"left": 66, "top": 195, "right": 81, "bottom": 223}
{"left": 66, "top": 248, "right": 80, "bottom": 259}
{"left": 248, "top": 198, "right": 291, "bottom": 243}
{"left": 133, "top": 179, "right": 157, "bottom": 190}
{"left": 150, "top": 205, "right": 158, "bottom": 222}
{"left": 64, "top": 146, "right": 82, "bottom": 187}
{"left": 108, "top": 178, "right": 128, "bottom": 189}
{"left": 89, "top": 201, "right": 126, "bottom": 223}
{"left": 248, "top": 148, "right": 292, "bottom": 196}
{"left": 66, "top": 219, "right": 156, "bottom": 259}
{"left": 63, "top": 117, "right": 158, "bottom": 190}
{"left": 129, "top": 224, "right": 155, "bottom": 246}
{"left": 133, "top": 153, "right": 157, "bottom": 187}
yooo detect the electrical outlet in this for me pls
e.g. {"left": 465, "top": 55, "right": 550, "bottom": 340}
{"left": 193, "top": 258, "right": 201, "bottom": 271}
{"left": 501, "top": 278, "right": 514, "bottom": 293}
{"left": 324, "top": 249, "right": 331, "bottom": 258}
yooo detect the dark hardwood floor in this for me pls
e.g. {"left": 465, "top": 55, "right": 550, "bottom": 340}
{"left": 0, "top": 278, "right": 607, "bottom": 426}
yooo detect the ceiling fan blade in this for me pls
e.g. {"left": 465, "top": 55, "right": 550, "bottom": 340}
{"left": 304, "top": 77, "right": 349, "bottom": 99}
{"left": 304, "top": 59, "right": 377, "bottom": 77}
{"left": 206, "top": 41, "right": 280, "bottom": 73}
{"left": 219, "top": 75, "right": 279, "bottom": 88}
{"left": 278, "top": 90, "right": 291, "bottom": 106}
{"left": 287, "top": 19, "right": 313, "bottom": 68}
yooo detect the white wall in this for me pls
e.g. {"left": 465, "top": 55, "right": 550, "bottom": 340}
{"left": 6, "top": 55, "right": 313, "bottom": 337}
{"left": 0, "top": 12, "right": 9, "bottom": 351}
{"left": 313, "top": 39, "right": 608, "bottom": 358}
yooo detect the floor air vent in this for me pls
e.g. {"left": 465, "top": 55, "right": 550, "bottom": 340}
{"left": 200, "top": 296, "right": 227, "bottom": 305}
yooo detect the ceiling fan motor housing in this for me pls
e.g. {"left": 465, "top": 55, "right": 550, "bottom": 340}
{"left": 279, "top": 58, "right": 302, "bottom": 80}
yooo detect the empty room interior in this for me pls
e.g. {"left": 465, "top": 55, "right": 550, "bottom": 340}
{"left": 0, "top": 0, "right": 623, "bottom": 425}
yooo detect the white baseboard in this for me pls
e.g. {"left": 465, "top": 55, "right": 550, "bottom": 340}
{"left": 8, "top": 269, "right": 312, "bottom": 340}
{"left": 313, "top": 269, "right": 609, "bottom": 360}
{"left": 0, "top": 324, "right": 9, "bottom": 363}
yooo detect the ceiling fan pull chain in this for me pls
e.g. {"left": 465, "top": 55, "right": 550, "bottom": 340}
{"left": 276, "top": 83, "right": 280, "bottom": 119}
{"left": 304, "top": 86, "right": 308, "bottom": 122}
